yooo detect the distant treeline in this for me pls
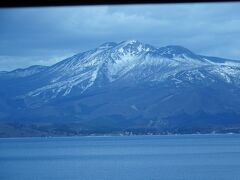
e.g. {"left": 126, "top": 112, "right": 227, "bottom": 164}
{"left": 0, "top": 122, "right": 240, "bottom": 138}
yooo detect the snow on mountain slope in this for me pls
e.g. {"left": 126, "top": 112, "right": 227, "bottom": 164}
{"left": 25, "top": 40, "right": 156, "bottom": 98}
{"left": 18, "top": 40, "right": 240, "bottom": 100}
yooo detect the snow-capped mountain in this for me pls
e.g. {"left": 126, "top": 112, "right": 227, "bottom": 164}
{"left": 12, "top": 40, "right": 239, "bottom": 101}
{"left": 24, "top": 40, "right": 157, "bottom": 98}
{"left": 1, "top": 40, "right": 240, "bottom": 136}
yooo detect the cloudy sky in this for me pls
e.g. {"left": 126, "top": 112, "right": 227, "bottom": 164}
{"left": 0, "top": 2, "right": 240, "bottom": 71}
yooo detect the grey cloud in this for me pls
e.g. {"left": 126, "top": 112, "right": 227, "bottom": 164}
{"left": 0, "top": 2, "right": 240, "bottom": 71}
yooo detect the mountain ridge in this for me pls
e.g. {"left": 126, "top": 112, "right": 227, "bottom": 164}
{"left": 19, "top": 40, "right": 240, "bottom": 98}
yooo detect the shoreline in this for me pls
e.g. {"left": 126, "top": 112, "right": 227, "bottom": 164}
{"left": 0, "top": 132, "right": 239, "bottom": 140}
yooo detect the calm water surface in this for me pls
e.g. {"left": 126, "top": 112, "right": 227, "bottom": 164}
{"left": 0, "top": 134, "right": 240, "bottom": 180}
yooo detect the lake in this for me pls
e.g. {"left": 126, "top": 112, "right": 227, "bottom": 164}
{"left": 0, "top": 134, "right": 240, "bottom": 180}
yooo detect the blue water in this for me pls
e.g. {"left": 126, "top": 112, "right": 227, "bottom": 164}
{"left": 0, "top": 134, "right": 240, "bottom": 180}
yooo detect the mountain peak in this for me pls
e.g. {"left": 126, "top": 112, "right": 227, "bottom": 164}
{"left": 98, "top": 42, "right": 117, "bottom": 49}
{"left": 122, "top": 39, "right": 139, "bottom": 44}
{"left": 159, "top": 45, "right": 192, "bottom": 53}
{"left": 115, "top": 40, "right": 155, "bottom": 54}
{"left": 118, "top": 40, "right": 141, "bottom": 46}
{"left": 158, "top": 45, "right": 198, "bottom": 59}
